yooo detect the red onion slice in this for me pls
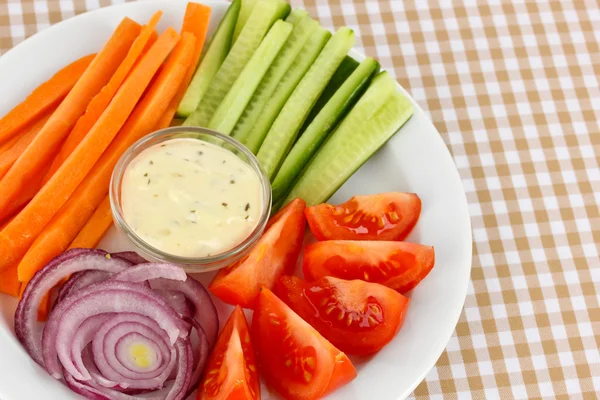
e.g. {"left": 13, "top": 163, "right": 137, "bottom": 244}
{"left": 183, "top": 317, "right": 209, "bottom": 395}
{"left": 70, "top": 313, "right": 116, "bottom": 383}
{"left": 150, "top": 277, "right": 219, "bottom": 349}
{"left": 114, "top": 263, "right": 187, "bottom": 283}
{"left": 112, "top": 252, "right": 148, "bottom": 265}
{"left": 15, "top": 249, "right": 131, "bottom": 365}
{"left": 63, "top": 339, "right": 192, "bottom": 400}
{"left": 57, "top": 270, "right": 113, "bottom": 305}
{"left": 154, "top": 290, "right": 193, "bottom": 318}
{"left": 44, "top": 281, "right": 188, "bottom": 380}
{"left": 15, "top": 249, "right": 214, "bottom": 400}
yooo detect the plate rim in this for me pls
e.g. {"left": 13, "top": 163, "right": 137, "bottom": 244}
{"left": 0, "top": 1, "right": 473, "bottom": 399}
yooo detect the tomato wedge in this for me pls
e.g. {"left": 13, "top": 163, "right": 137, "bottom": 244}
{"left": 303, "top": 241, "right": 434, "bottom": 293}
{"left": 305, "top": 192, "right": 421, "bottom": 241}
{"left": 197, "top": 306, "right": 259, "bottom": 400}
{"left": 209, "top": 198, "right": 306, "bottom": 308}
{"left": 252, "top": 287, "right": 357, "bottom": 400}
{"left": 276, "top": 276, "right": 409, "bottom": 355}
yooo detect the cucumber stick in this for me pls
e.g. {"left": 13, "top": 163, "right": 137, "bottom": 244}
{"left": 242, "top": 26, "right": 332, "bottom": 153}
{"left": 208, "top": 21, "right": 293, "bottom": 135}
{"left": 302, "top": 56, "right": 360, "bottom": 129}
{"left": 285, "top": 8, "right": 309, "bottom": 25}
{"left": 232, "top": 0, "right": 258, "bottom": 43}
{"left": 256, "top": 27, "right": 356, "bottom": 179}
{"left": 184, "top": 0, "right": 290, "bottom": 128}
{"left": 177, "top": 0, "right": 241, "bottom": 117}
{"left": 284, "top": 75, "right": 414, "bottom": 206}
{"left": 271, "top": 57, "right": 379, "bottom": 203}
{"left": 231, "top": 14, "right": 318, "bottom": 143}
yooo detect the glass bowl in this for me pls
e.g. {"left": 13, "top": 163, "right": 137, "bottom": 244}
{"left": 110, "top": 126, "right": 272, "bottom": 273}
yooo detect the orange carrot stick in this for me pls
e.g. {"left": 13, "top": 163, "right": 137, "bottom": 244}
{"left": 0, "top": 19, "right": 141, "bottom": 214}
{"left": 155, "top": 3, "right": 211, "bottom": 130}
{"left": 0, "top": 211, "right": 20, "bottom": 297}
{"left": 4, "top": 28, "right": 181, "bottom": 278}
{"left": 0, "top": 111, "right": 54, "bottom": 180}
{"left": 0, "top": 135, "right": 20, "bottom": 156}
{"left": 69, "top": 195, "right": 113, "bottom": 249}
{"left": 0, "top": 162, "right": 50, "bottom": 223}
{"left": 16, "top": 33, "right": 196, "bottom": 284}
{"left": 0, "top": 54, "right": 96, "bottom": 146}
{"left": 43, "top": 12, "right": 163, "bottom": 183}
{"left": 0, "top": 263, "right": 20, "bottom": 297}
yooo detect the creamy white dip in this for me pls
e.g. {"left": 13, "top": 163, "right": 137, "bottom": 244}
{"left": 121, "top": 138, "right": 263, "bottom": 257}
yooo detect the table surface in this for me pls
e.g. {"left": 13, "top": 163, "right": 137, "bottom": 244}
{"left": 1, "top": 0, "right": 598, "bottom": 399}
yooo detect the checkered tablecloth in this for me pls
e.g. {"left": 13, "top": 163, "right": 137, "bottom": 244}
{"left": 1, "top": 0, "right": 598, "bottom": 398}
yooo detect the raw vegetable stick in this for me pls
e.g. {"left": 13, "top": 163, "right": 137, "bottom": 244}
{"left": 230, "top": 12, "right": 317, "bottom": 143}
{"left": 68, "top": 195, "right": 113, "bottom": 249}
{"left": 208, "top": 20, "right": 293, "bottom": 134}
{"left": 271, "top": 57, "right": 379, "bottom": 204}
{"left": 0, "top": 54, "right": 96, "bottom": 145}
{"left": 0, "top": 28, "right": 180, "bottom": 273}
{"left": 177, "top": 0, "right": 241, "bottom": 118}
{"left": 241, "top": 26, "right": 331, "bottom": 153}
{"left": 43, "top": 12, "right": 163, "bottom": 183}
{"left": 155, "top": 2, "right": 212, "bottom": 129}
{"left": 0, "top": 110, "right": 54, "bottom": 180}
{"left": 0, "top": 164, "right": 50, "bottom": 222}
{"left": 16, "top": 33, "right": 196, "bottom": 283}
{"left": 184, "top": 0, "right": 290, "bottom": 127}
{"left": 232, "top": 0, "right": 257, "bottom": 43}
{"left": 0, "top": 19, "right": 141, "bottom": 212}
{"left": 285, "top": 86, "right": 414, "bottom": 206}
{"left": 0, "top": 135, "right": 20, "bottom": 155}
{"left": 256, "top": 27, "right": 355, "bottom": 179}
{"left": 0, "top": 263, "right": 20, "bottom": 297}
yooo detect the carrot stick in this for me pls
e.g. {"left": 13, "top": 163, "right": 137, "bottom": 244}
{"left": 0, "top": 110, "right": 54, "bottom": 180}
{"left": 0, "top": 135, "right": 20, "bottom": 156}
{"left": 0, "top": 18, "right": 141, "bottom": 214}
{"left": 69, "top": 195, "right": 113, "bottom": 249}
{"left": 0, "top": 263, "right": 20, "bottom": 297}
{"left": 16, "top": 33, "right": 196, "bottom": 284}
{"left": 155, "top": 3, "right": 211, "bottom": 130}
{"left": 0, "top": 54, "right": 96, "bottom": 146}
{"left": 43, "top": 12, "right": 163, "bottom": 183}
{"left": 3, "top": 27, "right": 181, "bottom": 278}
{"left": 0, "top": 163, "right": 49, "bottom": 223}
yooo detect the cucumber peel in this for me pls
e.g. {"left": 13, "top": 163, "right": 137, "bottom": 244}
{"left": 302, "top": 55, "right": 360, "bottom": 129}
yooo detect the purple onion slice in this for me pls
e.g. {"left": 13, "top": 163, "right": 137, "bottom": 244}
{"left": 15, "top": 249, "right": 131, "bottom": 365}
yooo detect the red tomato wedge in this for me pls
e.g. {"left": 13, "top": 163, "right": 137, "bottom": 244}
{"left": 252, "top": 287, "right": 357, "bottom": 400}
{"left": 276, "top": 276, "right": 409, "bottom": 355}
{"left": 197, "top": 306, "right": 259, "bottom": 400}
{"left": 305, "top": 192, "right": 421, "bottom": 241}
{"left": 303, "top": 241, "right": 435, "bottom": 293}
{"left": 209, "top": 198, "right": 306, "bottom": 308}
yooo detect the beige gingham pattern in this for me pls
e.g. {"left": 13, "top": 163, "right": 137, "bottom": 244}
{"left": 1, "top": 0, "right": 599, "bottom": 398}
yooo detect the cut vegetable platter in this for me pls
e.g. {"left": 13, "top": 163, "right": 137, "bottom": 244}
{"left": 0, "top": 1, "right": 472, "bottom": 399}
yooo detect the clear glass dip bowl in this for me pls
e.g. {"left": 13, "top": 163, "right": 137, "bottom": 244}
{"left": 110, "top": 126, "right": 272, "bottom": 273}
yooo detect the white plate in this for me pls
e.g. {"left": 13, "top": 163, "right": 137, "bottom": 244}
{"left": 0, "top": 1, "right": 472, "bottom": 399}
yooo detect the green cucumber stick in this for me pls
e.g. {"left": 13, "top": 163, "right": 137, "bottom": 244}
{"left": 177, "top": 0, "right": 241, "bottom": 117}
{"left": 231, "top": 13, "right": 318, "bottom": 143}
{"left": 256, "top": 27, "right": 356, "bottom": 179}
